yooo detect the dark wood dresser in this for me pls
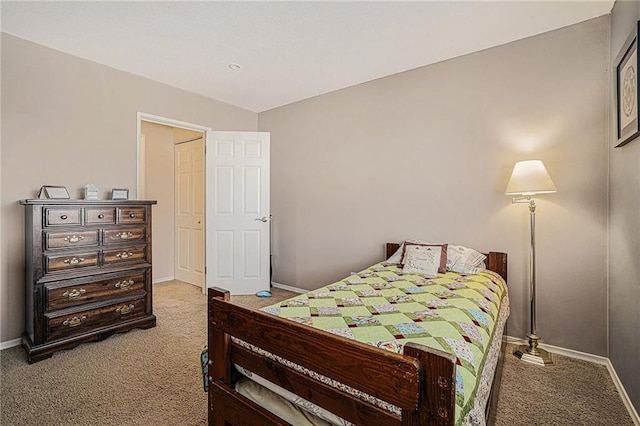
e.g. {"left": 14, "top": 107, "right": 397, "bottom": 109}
{"left": 20, "top": 199, "right": 157, "bottom": 363}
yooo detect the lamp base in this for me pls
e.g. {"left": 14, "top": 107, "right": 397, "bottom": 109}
{"left": 514, "top": 345, "right": 553, "bottom": 366}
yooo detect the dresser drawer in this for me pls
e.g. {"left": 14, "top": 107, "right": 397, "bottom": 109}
{"left": 45, "top": 297, "right": 146, "bottom": 342}
{"left": 44, "top": 271, "right": 147, "bottom": 311}
{"left": 103, "top": 246, "right": 147, "bottom": 266}
{"left": 85, "top": 208, "right": 116, "bottom": 224}
{"left": 118, "top": 207, "right": 146, "bottom": 224}
{"left": 44, "top": 230, "right": 100, "bottom": 250}
{"left": 103, "top": 227, "right": 146, "bottom": 245}
{"left": 45, "top": 208, "right": 82, "bottom": 226}
{"left": 45, "top": 251, "right": 100, "bottom": 273}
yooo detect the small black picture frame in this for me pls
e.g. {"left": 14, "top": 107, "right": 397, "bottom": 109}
{"left": 111, "top": 188, "right": 129, "bottom": 201}
{"left": 614, "top": 21, "right": 640, "bottom": 147}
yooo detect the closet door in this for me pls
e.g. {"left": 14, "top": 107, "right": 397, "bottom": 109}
{"left": 175, "top": 138, "right": 205, "bottom": 289}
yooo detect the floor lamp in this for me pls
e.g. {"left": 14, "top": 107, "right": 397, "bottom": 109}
{"left": 506, "top": 160, "right": 557, "bottom": 366}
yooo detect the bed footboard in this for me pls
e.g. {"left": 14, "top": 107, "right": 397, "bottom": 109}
{"left": 207, "top": 287, "right": 457, "bottom": 426}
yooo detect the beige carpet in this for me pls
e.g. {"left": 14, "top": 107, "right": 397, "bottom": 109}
{"left": 1, "top": 281, "right": 633, "bottom": 425}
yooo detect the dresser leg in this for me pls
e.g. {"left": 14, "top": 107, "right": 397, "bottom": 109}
{"left": 23, "top": 334, "right": 54, "bottom": 364}
{"left": 27, "top": 351, "right": 54, "bottom": 364}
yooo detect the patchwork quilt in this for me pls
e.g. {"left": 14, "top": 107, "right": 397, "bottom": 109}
{"left": 257, "top": 262, "right": 509, "bottom": 425}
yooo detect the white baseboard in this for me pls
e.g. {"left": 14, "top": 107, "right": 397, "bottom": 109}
{"left": 605, "top": 359, "right": 640, "bottom": 425}
{"left": 507, "top": 335, "right": 638, "bottom": 424}
{"left": 0, "top": 338, "right": 22, "bottom": 350}
{"left": 153, "top": 276, "right": 175, "bottom": 284}
{"left": 271, "top": 282, "right": 307, "bottom": 294}
{"left": 505, "top": 335, "right": 608, "bottom": 365}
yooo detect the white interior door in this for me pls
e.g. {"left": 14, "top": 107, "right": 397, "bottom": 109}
{"left": 206, "top": 131, "right": 270, "bottom": 295}
{"left": 175, "top": 138, "right": 205, "bottom": 289}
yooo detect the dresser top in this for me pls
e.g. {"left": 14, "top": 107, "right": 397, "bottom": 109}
{"left": 20, "top": 199, "right": 157, "bottom": 205}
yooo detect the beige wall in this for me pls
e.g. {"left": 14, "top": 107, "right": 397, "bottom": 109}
{"left": 141, "top": 122, "right": 205, "bottom": 283}
{"left": 259, "top": 17, "right": 610, "bottom": 355}
{"left": 172, "top": 127, "right": 203, "bottom": 144}
{"left": 0, "top": 16, "right": 623, "bottom": 364}
{"left": 609, "top": 0, "right": 640, "bottom": 410}
{"left": 141, "top": 121, "right": 175, "bottom": 282}
{"left": 0, "top": 33, "right": 257, "bottom": 342}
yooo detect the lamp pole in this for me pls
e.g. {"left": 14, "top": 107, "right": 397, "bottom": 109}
{"left": 527, "top": 199, "right": 540, "bottom": 356}
{"left": 512, "top": 196, "right": 553, "bottom": 365}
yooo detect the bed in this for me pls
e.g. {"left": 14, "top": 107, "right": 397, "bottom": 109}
{"left": 207, "top": 243, "right": 508, "bottom": 425}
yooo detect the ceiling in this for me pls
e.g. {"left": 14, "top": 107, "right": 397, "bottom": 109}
{"left": 1, "top": 1, "right": 614, "bottom": 113}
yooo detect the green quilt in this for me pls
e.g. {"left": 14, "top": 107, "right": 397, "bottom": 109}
{"left": 261, "top": 262, "right": 508, "bottom": 425}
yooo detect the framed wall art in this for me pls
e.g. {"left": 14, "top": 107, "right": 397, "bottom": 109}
{"left": 614, "top": 21, "right": 640, "bottom": 147}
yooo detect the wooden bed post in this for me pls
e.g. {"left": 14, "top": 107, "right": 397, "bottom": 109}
{"left": 402, "top": 343, "right": 456, "bottom": 426}
{"left": 485, "top": 252, "right": 507, "bottom": 282}
{"left": 208, "top": 287, "right": 231, "bottom": 426}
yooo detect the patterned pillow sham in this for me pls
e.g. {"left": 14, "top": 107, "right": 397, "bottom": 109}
{"left": 402, "top": 244, "right": 440, "bottom": 277}
{"left": 387, "top": 241, "right": 486, "bottom": 275}
{"left": 386, "top": 239, "right": 430, "bottom": 264}
{"left": 446, "top": 244, "right": 487, "bottom": 275}
{"left": 400, "top": 242, "right": 448, "bottom": 273}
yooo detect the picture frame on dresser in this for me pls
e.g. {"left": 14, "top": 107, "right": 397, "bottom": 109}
{"left": 614, "top": 20, "right": 640, "bottom": 147}
{"left": 19, "top": 199, "right": 157, "bottom": 363}
{"left": 111, "top": 188, "right": 129, "bottom": 200}
{"left": 84, "top": 184, "right": 99, "bottom": 201}
{"left": 37, "top": 185, "right": 70, "bottom": 199}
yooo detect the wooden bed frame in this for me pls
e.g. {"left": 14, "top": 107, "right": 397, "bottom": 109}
{"left": 207, "top": 243, "right": 508, "bottom": 426}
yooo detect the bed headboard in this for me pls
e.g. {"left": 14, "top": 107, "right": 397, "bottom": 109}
{"left": 385, "top": 242, "right": 508, "bottom": 282}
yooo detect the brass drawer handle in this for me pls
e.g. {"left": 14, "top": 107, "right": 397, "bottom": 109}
{"left": 116, "top": 231, "right": 133, "bottom": 239}
{"left": 116, "top": 251, "right": 133, "bottom": 260}
{"left": 63, "top": 315, "right": 87, "bottom": 327}
{"left": 63, "top": 235, "right": 84, "bottom": 243}
{"left": 62, "top": 288, "right": 86, "bottom": 299}
{"left": 63, "top": 257, "right": 85, "bottom": 265}
{"left": 116, "top": 304, "right": 135, "bottom": 315}
{"left": 98, "top": 214, "right": 105, "bottom": 219}
{"left": 60, "top": 214, "right": 68, "bottom": 220}
{"left": 115, "top": 279, "right": 134, "bottom": 289}
{"left": 129, "top": 213, "right": 136, "bottom": 218}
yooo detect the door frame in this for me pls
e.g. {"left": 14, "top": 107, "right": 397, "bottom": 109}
{"left": 136, "top": 112, "right": 212, "bottom": 291}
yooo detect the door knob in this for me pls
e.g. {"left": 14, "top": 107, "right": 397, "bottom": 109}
{"left": 254, "top": 217, "right": 269, "bottom": 223}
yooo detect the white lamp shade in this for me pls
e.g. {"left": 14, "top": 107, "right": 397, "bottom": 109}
{"left": 505, "top": 160, "right": 557, "bottom": 195}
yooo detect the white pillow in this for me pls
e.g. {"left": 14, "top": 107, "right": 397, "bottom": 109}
{"left": 386, "top": 244, "right": 405, "bottom": 264}
{"left": 386, "top": 240, "right": 429, "bottom": 264}
{"left": 402, "top": 245, "right": 440, "bottom": 277}
{"left": 446, "top": 245, "right": 487, "bottom": 275}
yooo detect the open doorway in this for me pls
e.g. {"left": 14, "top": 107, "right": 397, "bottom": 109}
{"left": 137, "top": 113, "right": 211, "bottom": 293}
